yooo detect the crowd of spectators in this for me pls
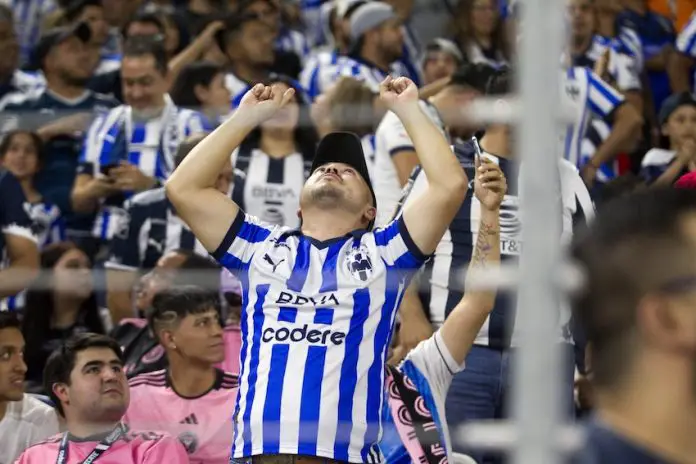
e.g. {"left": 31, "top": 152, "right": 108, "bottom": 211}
{"left": 1, "top": 0, "right": 696, "bottom": 463}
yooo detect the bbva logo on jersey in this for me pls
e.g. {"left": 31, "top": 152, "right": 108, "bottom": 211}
{"left": 344, "top": 245, "right": 374, "bottom": 282}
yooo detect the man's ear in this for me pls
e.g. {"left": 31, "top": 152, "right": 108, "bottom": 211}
{"left": 159, "top": 329, "right": 176, "bottom": 350}
{"left": 364, "top": 206, "right": 376, "bottom": 224}
{"left": 53, "top": 383, "right": 70, "bottom": 406}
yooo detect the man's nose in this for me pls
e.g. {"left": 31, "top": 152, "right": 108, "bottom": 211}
{"left": 13, "top": 357, "right": 27, "bottom": 374}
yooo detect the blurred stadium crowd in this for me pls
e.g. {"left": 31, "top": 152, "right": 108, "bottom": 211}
{"left": 1, "top": 0, "right": 696, "bottom": 463}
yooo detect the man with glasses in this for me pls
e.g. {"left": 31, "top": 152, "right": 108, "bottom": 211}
{"left": 571, "top": 187, "right": 696, "bottom": 463}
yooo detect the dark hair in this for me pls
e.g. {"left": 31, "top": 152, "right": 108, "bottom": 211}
{"left": 122, "top": 36, "right": 168, "bottom": 75}
{"left": 22, "top": 243, "right": 104, "bottom": 385}
{"left": 239, "top": 74, "right": 319, "bottom": 162}
{"left": 122, "top": 11, "right": 166, "bottom": 39}
{"left": 174, "top": 133, "right": 209, "bottom": 167}
{"left": 43, "top": 333, "right": 123, "bottom": 416}
{"left": 173, "top": 251, "right": 222, "bottom": 294}
{"left": 328, "top": 77, "right": 377, "bottom": 137}
{"left": 235, "top": 0, "right": 277, "bottom": 15}
{"left": 571, "top": 187, "right": 696, "bottom": 389}
{"left": 215, "top": 12, "right": 264, "bottom": 54}
{"left": 0, "top": 130, "right": 45, "bottom": 165}
{"left": 450, "top": 63, "right": 499, "bottom": 94}
{"left": 170, "top": 62, "right": 225, "bottom": 109}
{"left": 485, "top": 68, "right": 512, "bottom": 96}
{"left": 149, "top": 285, "right": 222, "bottom": 332}
{"left": 0, "top": 311, "right": 21, "bottom": 331}
{"left": 64, "top": 0, "right": 101, "bottom": 23}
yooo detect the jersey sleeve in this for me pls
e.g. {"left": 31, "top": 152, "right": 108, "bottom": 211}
{"left": 1, "top": 173, "right": 37, "bottom": 243}
{"left": 47, "top": 211, "right": 66, "bottom": 247}
{"left": 105, "top": 198, "right": 148, "bottom": 271}
{"left": 212, "top": 210, "right": 275, "bottom": 274}
{"left": 142, "top": 435, "right": 190, "bottom": 464}
{"left": 612, "top": 51, "right": 641, "bottom": 92}
{"left": 585, "top": 69, "right": 625, "bottom": 124}
{"left": 77, "top": 112, "right": 108, "bottom": 177}
{"left": 372, "top": 216, "right": 429, "bottom": 274}
{"left": 378, "top": 111, "right": 416, "bottom": 156}
{"left": 399, "top": 330, "right": 464, "bottom": 405}
{"left": 676, "top": 12, "right": 696, "bottom": 57}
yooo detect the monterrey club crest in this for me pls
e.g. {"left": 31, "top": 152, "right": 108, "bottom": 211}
{"left": 345, "top": 245, "right": 374, "bottom": 282}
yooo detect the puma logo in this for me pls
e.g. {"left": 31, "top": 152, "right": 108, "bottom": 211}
{"left": 263, "top": 254, "right": 285, "bottom": 272}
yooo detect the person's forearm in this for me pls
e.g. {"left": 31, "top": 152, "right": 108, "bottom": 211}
{"left": 667, "top": 53, "right": 693, "bottom": 93}
{"left": 167, "top": 113, "right": 255, "bottom": 194}
{"left": 71, "top": 185, "right": 101, "bottom": 213}
{"left": 464, "top": 207, "right": 500, "bottom": 309}
{"left": 398, "top": 106, "right": 466, "bottom": 190}
{"left": 653, "top": 158, "right": 687, "bottom": 187}
{"left": 591, "top": 105, "right": 643, "bottom": 166}
{"left": 167, "top": 38, "right": 209, "bottom": 86}
{"left": 0, "top": 262, "right": 38, "bottom": 299}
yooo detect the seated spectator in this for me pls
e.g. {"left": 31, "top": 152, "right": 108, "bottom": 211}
{"left": 104, "top": 134, "right": 231, "bottom": 321}
{"left": 448, "top": 0, "right": 510, "bottom": 68}
{"left": 0, "top": 130, "right": 65, "bottom": 250}
{"left": 231, "top": 75, "right": 317, "bottom": 228}
{"left": 125, "top": 286, "right": 238, "bottom": 463}
{"left": 420, "top": 38, "right": 464, "bottom": 86}
{"left": 641, "top": 92, "right": 696, "bottom": 185}
{"left": 15, "top": 333, "right": 188, "bottom": 463}
{"left": 72, "top": 37, "right": 209, "bottom": 244}
{"left": 310, "top": 76, "right": 379, "bottom": 176}
{"left": 0, "top": 312, "right": 59, "bottom": 464}
{"left": 0, "top": 5, "right": 46, "bottom": 107}
{"left": 0, "top": 171, "right": 40, "bottom": 302}
{"left": 0, "top": 22, "right": 118, "bottom": 242}
{"left": 170, "top": 62, "right": 232, "bottom": 125}
{"left": 62, "top": 0, "right": 114, "bottom": 75}
{"left": 22, "top": 242, "right": 105, "bottom": 388}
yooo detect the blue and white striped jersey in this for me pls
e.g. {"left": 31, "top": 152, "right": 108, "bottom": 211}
{"left": 676, "top": 12, "right": 696, "bottom": 92}
{"left": 276, "top": 28, "right": 311, "bottom": 64}
{"left": 26, "top": 200, "right": 64, "bottom": 249}
{"left": 226, "top": 73, "right": 252, "bottom": 109}
{"left": 212, "top": 212, "right": 428, "bottom": 462}
{"left": 1, "top": 0, "right": 56, "bottom": 66}
{"left": 299, "top": 48, "right": 341, "bottom": 100}
{"left": 78, "top": 96, "right": 209, "bottom": 240}
{"left": 396, "top": 141, "right": 594, "bottom": 348}
{"left": 562, "top": 66, "right": 625, "bottom": 169}
{"left": 328, "top": 55, "right": 410, "bottom": 93}
{"left": 0, "top": 70, "right": 45, "bottom": 107}
{"left": 570, "top": 35, "right": 642, "bottom": 92}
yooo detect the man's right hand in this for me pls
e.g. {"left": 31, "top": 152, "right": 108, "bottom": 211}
{"left": 88, "top": 176, "right": 120, "bottom": 198}
{"left": 236, "top": 83, "right": 296, "bottom": 126}
{"left": 379, "top": 76, "right": 420, "bottom": 117}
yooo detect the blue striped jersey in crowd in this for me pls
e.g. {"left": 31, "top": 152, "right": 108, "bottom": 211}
{"left": 328, "top": 55, "right": 412, "bottom": 94}
{"left": 78, "top": 96, "right": 210, "bottom": 241}
{"left": 0, "top": 70, "right": 45, "bottom": 106}
{"left": 212, "top": 212, "right": 428, "bottom": 462}
{"left": 300, "top": 48, "right": 341, "bottom": 100}
{"left": 396, "top": 141, "right": 594, "bottom": 348}
{"left": 0, "top": 171, "right": 38, "bottom": 311}
{"left": 562, "top": 66, "right": 625, "bottom": 170}
{"left": 105, "top": 187, "right": 209, "bottom": 273}
{"left": 581, "top": 120, "right": 624, "bottom": 184}
{"left": 569, "top": 34, "right": 642, "bottom": 93}
{"left": 299, "top": 0, "right": 330, "bottom": 47}
{"left": 0, "top": 89, "right": 118, "bottom": 218}
{"left": 276, "top": 28, "right": 311, "bottom": 64}
{"left": 373, "top": 99, "right": 447, "bottom": 227}
{"left": 226, "top": 72, "right": 253, "bottom": 109}
{"left": 676, "top": 12, "right": 696, "bottom": 92}
{"left": 639, "top": 147, "right": 681, "bottom": 184}
{"left": 1, "top": 0, "right": 56, "bottom": 66}
{"left": 231, "top": 145, "right": 311, "bottom": 229}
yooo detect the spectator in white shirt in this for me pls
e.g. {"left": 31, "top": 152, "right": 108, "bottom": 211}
{"left": 0, "top": 312, "right": 60, "bottom": 463}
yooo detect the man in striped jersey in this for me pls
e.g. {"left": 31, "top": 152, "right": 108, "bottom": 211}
{"left": 166, "top": 76, "right": 467, "bottom": 463}
{"left": 105, "top": 133, "right": 232, "bottom": 322}
{"left": 71, "top": 38, "right": 209, "bottom": 243}
{"left": 395, "top": 71, "right": 594, "bottom": 463}
{"left": 125, "top": 286, "right": 239, "bottom": 463}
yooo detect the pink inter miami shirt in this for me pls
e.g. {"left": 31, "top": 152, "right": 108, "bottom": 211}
{"left": 14, "top": 425, "right": 188, "bottom": 463}
{"left": 123, "top": 368, "right": 239, "bottom": 464}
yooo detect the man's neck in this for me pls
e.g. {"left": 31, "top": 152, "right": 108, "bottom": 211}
{"left": 596, "top": 363, "right": 696, "bottom": 463}
{"left": 301, "top": 210, "right": 364, "bottom": 241}
{"left": 260, "top": 129, "right": 296, "bottom": 158}
{"left": 0, "top": 400, "right": 7, "bottom": 422}
{"left": 46, "top": 77, "right": 87, "bottom": 101}
{"left": 358, "top": 46, "right": 390, "bottom": 73}
{"left": 168, "top": 358, "right": 217, "bottom": 398}
{"left": 596, "top": 12, "right": 617, "bottom": 37}
{"left": 230, "top": 62, "right": 267, "bottom": 84}
{"left": 479, "top": 131, "right": 512, "bottom": 159}
{"left": 569, "top": 34, "right": 593, "bottom": 57}
{"left": 67, "top": 419, "right": 121, "bottom": 439}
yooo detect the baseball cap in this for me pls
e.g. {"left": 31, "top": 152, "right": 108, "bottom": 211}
{"left": 424, "top": 38, "right": 464, "bottom": 64}
{"left": 349, "top": 1, "right": 397, "bottom": 42}
{"left": 310, "top": 131, "right": 377, "bottom": 211}
{"left": 659, "top": 92, "right": 696, "bottom": 126}
{"left": 449, "top": 62, "right": 499, "bottom": 93}
{"left": 33, "top": 22, "right": 91, "bottom": 69}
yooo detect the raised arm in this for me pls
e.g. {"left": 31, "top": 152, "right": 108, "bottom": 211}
{"left": 440, "top": 157, "right": 505, "bottom": 366}
{"left": 379, "top": 76, "right": 468, "bottom": 254}
{"left": 165, "top": 84, "right": 295, "bottom": 252}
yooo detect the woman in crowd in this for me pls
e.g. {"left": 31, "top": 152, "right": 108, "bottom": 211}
{"left": 170, "top": 62, "right": 232, "bottom": 125}
{"left": 0, "top": 130, "right": 64, "bottom": 249}
{"left": 311, "top": 76, "right": 381, "bottom": 179}
{"left": 449, "top": 0, "right": 509, "bottom": 68}
{"left": 21, "top": 242, "right": 105, "bottom": 388}
{"left": 640, "top": 93, "right": 696, "bottom": 186}
{"left": 231, "top": 75, "right": 318, "bottom": 228}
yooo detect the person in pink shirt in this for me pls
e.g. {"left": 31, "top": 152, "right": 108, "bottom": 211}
{"left": 124, "top": 286, "right": 239, "bottom": 464}
{"left": 15, "top": 333, "right": 188, "bottom": 464}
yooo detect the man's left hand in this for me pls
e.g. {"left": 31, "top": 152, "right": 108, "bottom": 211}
{"left": 109, "top": 162, "right": 157, "bottom": 192}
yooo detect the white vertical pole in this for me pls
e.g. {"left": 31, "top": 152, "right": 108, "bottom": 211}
{"left": 513, "top": 0, "right": 567, "bottom": 462}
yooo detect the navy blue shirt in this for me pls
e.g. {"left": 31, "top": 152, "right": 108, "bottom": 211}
{"left": 2, "top": 89, "right": 118, "bottom": 233}
{"left": 0, "top": 170, "right": 35, "bottom": 257}
{"left": 573, "top": 419, "right": 677, "bottom": 464}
